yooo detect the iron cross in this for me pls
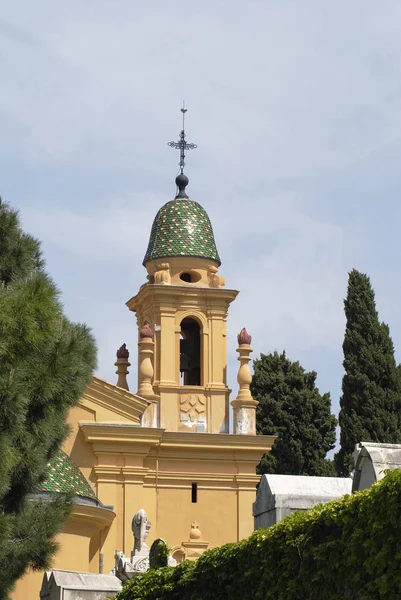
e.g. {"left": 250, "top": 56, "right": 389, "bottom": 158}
{"left": 168, "top": 104, "right": 197, "bottom": 173}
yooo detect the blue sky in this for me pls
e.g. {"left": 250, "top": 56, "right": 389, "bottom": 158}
{"left": 1, "top": 1, "right": 401, "bottom": 446}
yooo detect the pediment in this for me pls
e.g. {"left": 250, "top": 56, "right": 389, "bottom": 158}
{"left": 80, "top": 376, "right": 149, "bottom": 425}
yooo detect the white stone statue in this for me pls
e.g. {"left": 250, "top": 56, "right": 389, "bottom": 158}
{"left": 132, "top": 508, "right": 151, "bottom": 556}
{"left": 114, "top": 508, "right": 176, "bottom": 581}
{"left": 114, "top": 509, "right": 152, "bottom": 582}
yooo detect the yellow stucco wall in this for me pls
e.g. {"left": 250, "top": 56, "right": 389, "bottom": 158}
{"left": 78, "top": 423, "right": 274, "bottom": 571}
{"left": 12, "top": 502, "right": 115, "bottom": 600}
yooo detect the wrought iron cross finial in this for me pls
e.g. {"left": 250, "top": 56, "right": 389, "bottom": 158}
{"left": 168, "top": 102, "right": 197, "bottom": 173}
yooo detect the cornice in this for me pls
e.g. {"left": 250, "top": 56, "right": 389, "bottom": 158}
{"left": 80, "top": 423, "right": 274, "bottom": 456}
{"left": 93, "top": 468, "right": 260, "bottom": 490}
{"left": 82, "top": 377, "right": 149, "bottom": 424}
{"left": 150, "top": 472, "right": 237, "bottom": 483}
{"left": 182, "top": 540, "right": 210, "bottom": 549}
{"left": 80, "top": 423, "right": 164, "bottom": 447}
{"left": 159, "top": 431, "right": 275, "bottom": 453}
{"left": 94, "top": 465, "right": 150, "bottom": 484}
{"left": 70, "top": 502, "right": 116, "bottom": 529}
{"left": 127, "top": 285, "right": 238, "bottom": 313}
{"left": 146, "top": 472, "right": 259, "bottom": 488}
{"left": 79, "top": 423, "right": 274, "bottom": 475}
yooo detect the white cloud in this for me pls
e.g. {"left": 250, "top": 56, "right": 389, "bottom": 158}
{"left": 20, "top": 190, "right": 165, "bottom": 262}
{"left": 2, "top": 0, "right": 401, "bottom": 431}
{"left": 2, "top": 0, "right": 401, "bottom": 177}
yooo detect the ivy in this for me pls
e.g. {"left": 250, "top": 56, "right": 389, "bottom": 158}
{"left": 115, "top": 470, "right": 401, "bottom": 600}
{"left": 149, "top": 539, "right": 170, "bottom": 570}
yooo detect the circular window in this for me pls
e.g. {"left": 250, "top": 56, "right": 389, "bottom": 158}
{"left": 179, "top": 271, "right": 202, "bottom": 284}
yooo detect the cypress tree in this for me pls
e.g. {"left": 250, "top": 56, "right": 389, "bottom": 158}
{"left": 252, "top": 351, "right": 337, "bottom": 476}
{"left": 335, "top": 269, "right": 401, "bottom": 476}
{"left": 0, "top": 199, "right": 96, "bottom": 597}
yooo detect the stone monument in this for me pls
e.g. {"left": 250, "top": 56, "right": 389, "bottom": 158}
{"left": 149, "top": 538, "right": 176, "bottom": 569}
{"left": 115, "top": 508, "right": 151, "bottom": 581}
{"left": 253, "top": 474, "right": 352, "bottom": 530}
{"left": 114, "top": 508, "right": 176, "bottom": 581}
{"left": 352, "top": 441, "right": 401, "bottom": 492}
{"left": 40, "top": 570, "right": 121, "bottom": 600}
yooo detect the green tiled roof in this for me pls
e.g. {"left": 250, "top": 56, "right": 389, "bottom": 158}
{"left": 143, "top": 198, "right": 221, "bottom": 266}
{"left": 39, "top": 450, "right": 97, "bottom": 499}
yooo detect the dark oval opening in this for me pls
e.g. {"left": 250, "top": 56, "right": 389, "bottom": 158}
{"left": 179, "top": 271, "right": 202, "bottom": 284}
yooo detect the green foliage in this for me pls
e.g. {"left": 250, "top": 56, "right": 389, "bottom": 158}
{"left": 335, "top": 270, "right": 401, "bottom": 476}
{"left": 252, "top": 351, "right": 337, "bottom": 475}
{"left": 0, "top": 199, "right": 97, "bottom": 598}
{"left": 0, "top": 494, "right": 73, "bottom": 591}
{"left": 116, "top": 469, "right": 401, "bottom": 600}
{"left": 116, "top": 561, "right": 195, "bottom": 600}
{"left": 149, "top": 538, "right": 170, "bottom": 570}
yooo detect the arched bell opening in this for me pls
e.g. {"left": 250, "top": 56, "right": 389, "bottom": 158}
{"left": 179, "top": 317, "right": 202, "bottom": 386}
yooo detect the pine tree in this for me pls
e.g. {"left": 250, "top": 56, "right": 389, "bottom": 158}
{"left": 252, "top": 351, "right": 337, "bottom": 476}
{"left": 335, "top": 269, "right": 401, "bottom": 476}
{"left": 0, "top": 199, "right": 97, "bottom": 598}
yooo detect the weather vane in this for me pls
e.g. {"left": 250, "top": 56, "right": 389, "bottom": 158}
{"left": 168, "top": 102, "right": 197, "bottom": 174}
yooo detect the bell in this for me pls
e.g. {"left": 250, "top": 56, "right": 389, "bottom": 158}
{"left": 180, "top": 353, "right": 191, "bottom": 373}
{"left": 180, "top": 339, "right": 192, "bottom": 373}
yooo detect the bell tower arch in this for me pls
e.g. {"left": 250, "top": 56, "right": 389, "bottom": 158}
{"left": 180, "top": 317, "right": 201, "bottom": 386}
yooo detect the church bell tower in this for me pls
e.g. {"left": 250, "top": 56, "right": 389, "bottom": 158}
{"left": 126, "top": 111, "right": 256, "bottom": 434}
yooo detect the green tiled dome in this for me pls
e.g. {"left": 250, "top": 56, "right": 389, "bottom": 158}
{"left": 39, "top": 450, "right": 97, "bottom": 499}
{"left": 143, "top": 198, "right": 221, "bottom": 266}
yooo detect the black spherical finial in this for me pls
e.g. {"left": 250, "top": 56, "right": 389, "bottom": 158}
{"left": 175, "top": 173, "right": 189, "bottom": 198}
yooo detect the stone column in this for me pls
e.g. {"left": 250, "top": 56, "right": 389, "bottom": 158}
{"left": 137, "top": 322, "right": 159, "bottom": 427}
{"left": 231, "top": 328, "right": 258, "bottom": 435}
{"left": 115, "top": 344, "right": 131, "bottom": 391}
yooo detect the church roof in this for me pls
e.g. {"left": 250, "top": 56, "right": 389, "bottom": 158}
{"left": 39, "top": 450, "right": 97, "bottom": 499}
{"left": 143, "top": 177, "right": 221, "bottom": 266}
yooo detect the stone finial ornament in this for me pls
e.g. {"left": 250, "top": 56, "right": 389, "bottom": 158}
{"left": 181, "top": 520, "right": 209, "bottom": 561}
{"left": 140, "top": 321, "right": 154, "bottom": 339}
{"left": 208, "top": 264, "right": 226, "bottom": 288}
{"left": 137, "top": 323, "right": 159, "bottom": 426}
{"left": 175, "top": 173, "right": 189, "bottom": 198}
{"left": 189, "top": 521, "right": 201, "bottom": 540}
{"left": 237, "top": 327, "right": 252, "bottom": 346}
{"left": 116, "top": 343, "right": 129, "bottom": 359}
{"left": 115, "top": 343, "right": 131, "bottom": 391}
{"left": 231, "top": 329, "right": 258, "bottom": 435}
{"left": 154, "top": 263, "right": 171, "bottom": 285}
{"left": 208, "top": 265, "right": 220, "bottom": 288}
